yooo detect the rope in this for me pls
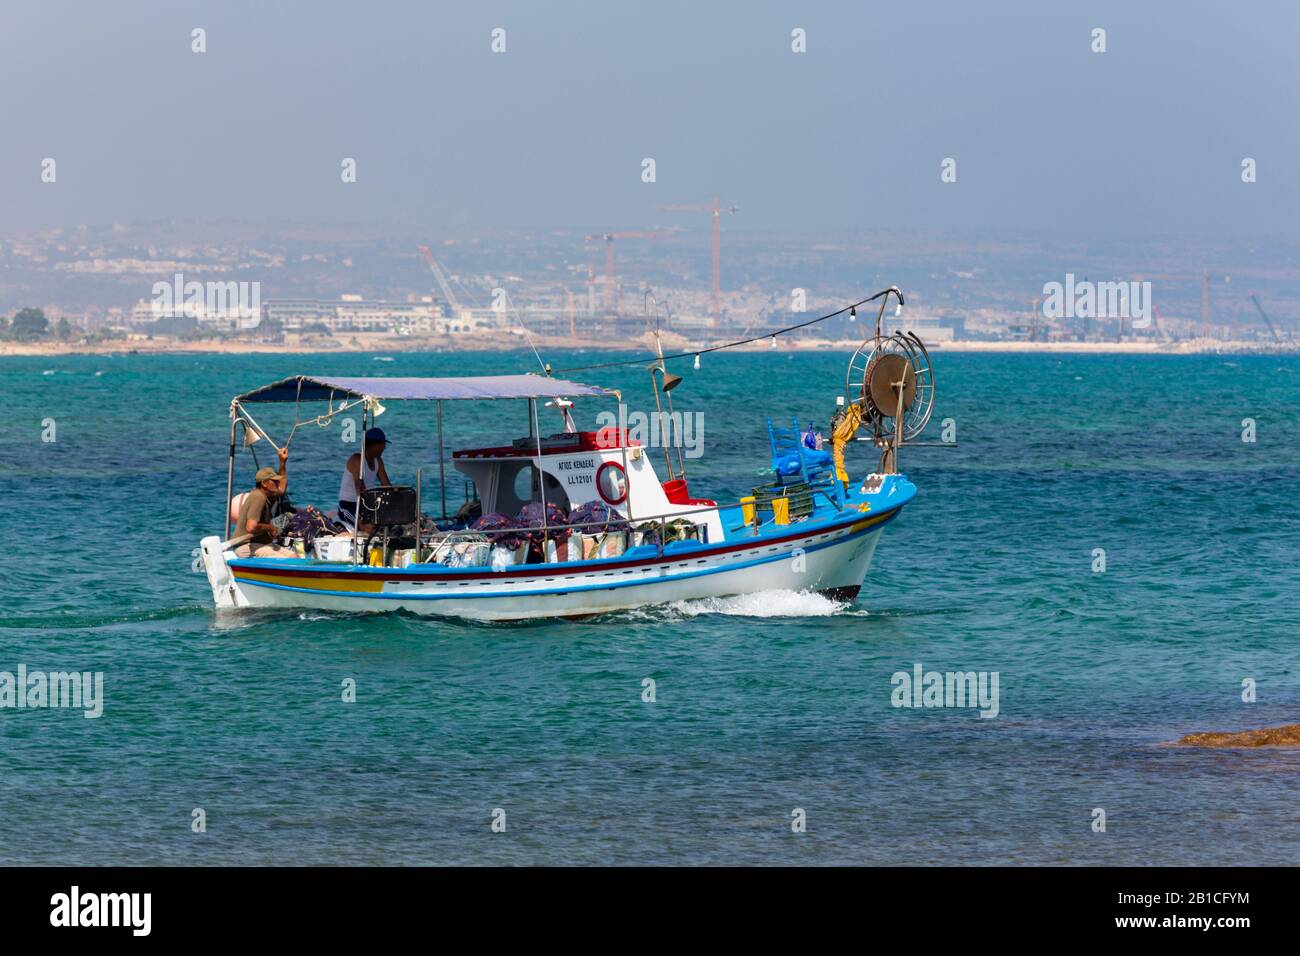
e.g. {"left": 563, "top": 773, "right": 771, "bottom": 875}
{"left": 550, "top": 287, "right": 903, "bottom": 374}
{"left": 281, "top": 387, "right": 366, "bottom": 448}
{"left": 495, "top": 289, "right": 548, "bottom": 375}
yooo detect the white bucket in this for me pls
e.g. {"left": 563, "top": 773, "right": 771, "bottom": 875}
{"left": 314, "top": 536, "right": 356, "bottom": 562}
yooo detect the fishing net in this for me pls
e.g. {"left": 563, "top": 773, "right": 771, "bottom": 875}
{"left": 516, "top": 501, "right": 570, "bottom": 543}
{"left": 568, "top": 501, "right": 630, "bottom": 536}
{"left": 470, "top": 512, "right": 527, "bottom": 550}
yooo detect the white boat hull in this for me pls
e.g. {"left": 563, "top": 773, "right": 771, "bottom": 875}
{"left": 201, "top": 503, "right": 901, "bottom": 622}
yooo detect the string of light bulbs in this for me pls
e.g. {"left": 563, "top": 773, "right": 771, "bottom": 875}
{"left": 549, "top": 287, "right": 904, "bottom": 375}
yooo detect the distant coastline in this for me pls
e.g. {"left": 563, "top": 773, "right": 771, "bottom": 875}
{"left": 3, "top": 334, "right": 1298, "bottom": 359}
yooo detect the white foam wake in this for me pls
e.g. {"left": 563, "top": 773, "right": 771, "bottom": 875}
{"left": 668, "top": 589, "right": 853, "bottom": 618}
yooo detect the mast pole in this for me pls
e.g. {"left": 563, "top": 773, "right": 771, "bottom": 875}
{"left": 652, "top": 332, "right": 675, "bottom": 481}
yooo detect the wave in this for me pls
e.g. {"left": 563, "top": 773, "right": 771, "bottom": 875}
{"left": 0, "top": 604, "right": 207, "bottom": 631}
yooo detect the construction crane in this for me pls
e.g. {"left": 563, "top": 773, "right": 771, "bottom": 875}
{"left": 1249, "top": 292, "right": 1283, "bottom": 342}
{"left": 582, "top": 231, "right": 671, "bottom": 315}
{"left": 658, "top": 195, "right": 738, "bottom": 322}
{"left": 1130, "top": 268, "right": 1229, "bottom": 338}
{"left": 417, "top": 245, "right": 461, "bottom": 320}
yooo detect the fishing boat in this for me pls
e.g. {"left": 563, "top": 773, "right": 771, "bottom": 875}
{"left": 198, "top": 289, "right": 937, "bottom": 621}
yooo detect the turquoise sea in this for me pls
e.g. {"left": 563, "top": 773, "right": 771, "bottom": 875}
{"left": 1, "top": 349, "right": 1297, "bottom": 865}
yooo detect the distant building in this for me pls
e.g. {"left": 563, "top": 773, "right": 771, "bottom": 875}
{"left": 901, "top": 318, "right": 955, "bottom": 342}
{"left": 129, "top": 297, "right": 244, "bottom": 331}
{"left": 938, "top": 313, "right": 966, "bottom": 339}
{"left": 127, "top": 293, "right": 467, "bottom": 335}
{"left": 264, "top": 296, "right": 445, "bottom": 335}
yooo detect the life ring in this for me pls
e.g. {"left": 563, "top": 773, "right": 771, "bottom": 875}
{"left": 595, "top": 461, "right": 628, "bottom": 505}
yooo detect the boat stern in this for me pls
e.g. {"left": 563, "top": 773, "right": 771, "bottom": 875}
{"left": 199, "top": 535, "right": 250, "bottom": 610}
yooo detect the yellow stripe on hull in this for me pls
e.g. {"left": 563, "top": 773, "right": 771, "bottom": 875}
{"left": 232, "top": 570, "right": 386, "bottom": 593}
{"left": 849, "top": 511, "right": 891, "bottom": 534}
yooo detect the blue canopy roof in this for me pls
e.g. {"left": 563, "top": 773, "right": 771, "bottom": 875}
{"left": 235, "top": 374, "right": 618, "bottom": 404}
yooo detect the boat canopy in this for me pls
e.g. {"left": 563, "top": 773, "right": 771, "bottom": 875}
{"left": 235, "top": 374, "right": 618, "bottom": 404}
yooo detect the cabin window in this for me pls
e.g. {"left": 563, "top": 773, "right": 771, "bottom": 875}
{"left": 496, "top": 462, "right": 571, "bottom": 516}
{"left": 512, "top": 464, "right": 535, "bottom": 504}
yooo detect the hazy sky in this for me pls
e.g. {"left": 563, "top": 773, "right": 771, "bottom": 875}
{"left": 2, "top": 0, "right": 1297, "bottom": 238}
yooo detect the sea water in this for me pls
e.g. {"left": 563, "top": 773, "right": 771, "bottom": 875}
{"left": 0, "top": 350, "right": 1297, "bottom": 865}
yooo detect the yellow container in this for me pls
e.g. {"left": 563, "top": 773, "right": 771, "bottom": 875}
{"left": 740, "top": 496, "right": 756, "bottom": 524}
{"left": 772, "top": 496, "right": 790, "bottom": 525}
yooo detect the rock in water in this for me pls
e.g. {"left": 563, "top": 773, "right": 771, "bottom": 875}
{"left": 1178, "top": 724, "right": 1300, "bottom": 748}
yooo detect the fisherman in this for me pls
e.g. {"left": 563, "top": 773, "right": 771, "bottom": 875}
{"left": 235, "top": 447, "right": 296, "bottom": 558}
{"left": 339, "top": 427, "right": 392, "bottom": 530}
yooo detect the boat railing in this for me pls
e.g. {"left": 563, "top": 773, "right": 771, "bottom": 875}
{"left": 228, "top": 484, "right": 857, "bottom": 567}
{"left": 400, "top": 483, "right": 854, "bottom": 566}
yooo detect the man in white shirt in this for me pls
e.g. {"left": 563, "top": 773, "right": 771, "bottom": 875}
{"left": 338, "top": 427, "right": 392, "bottom": 531}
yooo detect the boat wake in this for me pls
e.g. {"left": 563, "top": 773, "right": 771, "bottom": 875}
{"left": 666, "top": 589, "right": 857, "bottom": 618}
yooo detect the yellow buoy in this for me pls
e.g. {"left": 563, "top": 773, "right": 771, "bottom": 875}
{"left": 772, "top": 497, "right": 790, "bottom": 525}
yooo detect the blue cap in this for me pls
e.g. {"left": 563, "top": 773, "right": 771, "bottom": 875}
{"left": 365, "top": 427, "right": 389, "bottom": 445}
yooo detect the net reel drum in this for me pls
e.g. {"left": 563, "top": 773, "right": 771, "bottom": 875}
{"left": 843, "top": 329, "right": 936, "bottom": 474}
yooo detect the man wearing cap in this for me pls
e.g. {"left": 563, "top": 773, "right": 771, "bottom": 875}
{"left": 235, "top": 446, "right": 296, "bottom": 558}
{"left": 338, "top": 427, "right": 392, "bottom": 531}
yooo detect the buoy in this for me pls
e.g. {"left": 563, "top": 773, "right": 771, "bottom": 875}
{"left": 693, "top": 354, "right": 700, "bottom": 370}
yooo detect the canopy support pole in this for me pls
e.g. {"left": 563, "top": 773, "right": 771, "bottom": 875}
{"left": 236, "top": 405, "right": 278, "bottom": 448}
{"left": 437, "top": 399, "right": 447, "bottom": 520}
{"left": 353, "top": 406, "right": 368, "bottom": 565}
{"left": 532, "top": 399, "right": 549, "bottom": 551}
{"left": 224, "top": 407, "right": 237, "bottom": 537}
